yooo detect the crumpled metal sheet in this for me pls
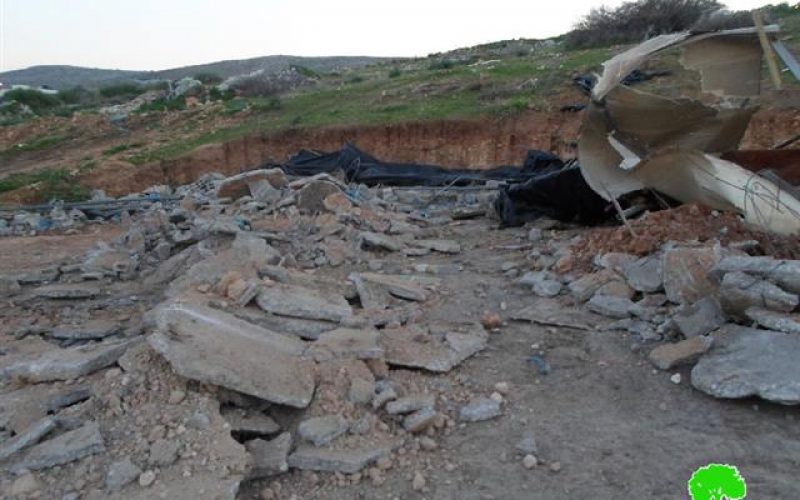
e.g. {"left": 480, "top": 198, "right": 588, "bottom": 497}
{"left": 578, "top": 25, "right": 800, "bottom": 235}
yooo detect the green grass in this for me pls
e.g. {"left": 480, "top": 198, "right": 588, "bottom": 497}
{"left": 0, "top": 168, "right": 90, "bottom": 202}
{"left": 0, "top": 134, "right": 68, "bottom": 162}
{"left": 102, "top": 142, "right": 143, "bottom": 156}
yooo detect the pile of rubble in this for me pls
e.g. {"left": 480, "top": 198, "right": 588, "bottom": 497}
{"left": 0, "top": 167, "right": 505, "bottom": 499}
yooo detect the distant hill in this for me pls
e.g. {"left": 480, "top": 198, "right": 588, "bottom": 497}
{"left": 0, "top": 55, "right": 395, "bottom": 90}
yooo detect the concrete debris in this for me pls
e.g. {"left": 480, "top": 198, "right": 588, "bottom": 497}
{"left": 386, "top": 395, "right": 436, "bottom": 415}
{"left": 412, "top": 239, "right": 462, "bottom": 254}
{"left": 719, "top": 272, "right": 799, "bottom": 318}
{"left": 662, "top": 247, "right": 723, "bottom": 305}
{"left": 648, "top": 336, "right": 714, "bottom": 370}
{"left": 1, "top": 338, "right": 138, "bottom": 383}
{"left": 246, "top": 432, "right": 293, "bottom": 478}
{"left": 360, "top": 231, "right": 404, "bottom": 252}
{"left": 0, "top": 276, "right": 22, "bottom": 297}
{"left": 33, "top": 283, "right": 101, "bottom": 299}
{"left": 568, "top": 270, "right": 617, "bottom": 303}
{"left": 256, "top": 283, "right": 353, "bottom": 322}
{"left": 105, "top": 458, "right": 142, "bottom": 492}
{"left": 672, "top": 297, "right": 725, "bottom": 338}
{"left": 10, "top": 422, "right": 105, "bottom": 473}
{"left": 586, "top": 294, "right": 635, "bottom": 319}
{"left": 287, "top": 444, "right": 392, "bottom": 474}
{"left": 692, "top": 325, "right": 800, "bottom": 404}
{"left": 745, "top": 307, "right": 800, "bottom": 335}
{"left": 221, "top": 408, "right": 281, "bottom": 436}
{"left": 50, "top": 319, "right": 121, "bottom": 341}
{"left": 713, "top": 256, "right": 800, "bottom": 294}
{"left": 0, "top": 417, "right": 57, "bottom": 461}
{"left": 382, "top": 323, "right": 487, "bottom": 372}
{"left": 298, "top": 415, "right": 350, "bottom": 446}
{"left": 459, "top": 397, "right": 502, "bottom": 422}
{"left": 622, "top": 256, "right": 663, "bottom": 293}
{"left": 512, "top": 298, "right": 614, "bottom": 331}
{"left": 216, "top": 169, "right": 287, "bottom": 202}
{"left": 149, "top": 303, "right": 316, "bottom": 408}
{"left": 306, "top": 328, "right": 383, "bottom": 362}
{"left": 403, "top": 408, "right": 439, "bottom": 433}
{"left": 296, "top": 180, "right": 343, "bottom": 213}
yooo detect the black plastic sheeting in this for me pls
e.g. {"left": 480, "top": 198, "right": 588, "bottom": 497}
{"left": 279, "top": 143, "right": 609, "bottom": 227}
{"left": 281, "top": 144, "right": 564, "bottom": 187}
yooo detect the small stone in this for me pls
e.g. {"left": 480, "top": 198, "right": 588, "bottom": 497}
{"left": 549, "top": 461, "right": 562, "bottom": 473}
{"left": 403, "top": 408, "right": 438, "bottom": 433}
{"left": 523, "top": 454, "right": 538, "bottom": 469}
{"left": 494, "top": 382, "right": 510, "bottom": 395}
{"left": 673, "top": 297, "right": 724, "bottom": 338}
{"left": 515, "top": 432, "right": 538, "bottom": 455}
{"left": 587, "top": 294, "right": 634, "bottom": 319}
{"left": 648, "top": 336, "right": 714, "bottom": 371}
{"left": 138, "top": 470, "right": 156, "bottom": 487}
{"left": 490, "top": 392, "right": 504, "bottom": 403}
{"left": 149, "top": 439, "right": 180, "bottom": 467}
{"left": 412, "top": 471, "right": 426, "bottom": 491}
{"left": 348, "top": 378, "right": 376, "bottom": 405}
{"left": 167, "top": 389, "right": 186, "bottom": 405}
{"left": 459, "top": 397, "right": 502, "bottom": 422}
{"left": 480, "top": 312, "right": 502, "bottom": 330}
{"left": 105, "top": 458, "right": 141, "bottom": 491}
{"left": 419, "top": 437, "right": 437, "bottom": 451}
{"left": 670, "top": 373, "right": 682, "bottom": 384}
{"left": 298, "top": 415, "right": 349, "bottom": 447}
{"left": 528, "top": 228, "right": 543, "bottom": 242}
{"left": 11, "top": 473, "right": 41, "bottom": 496}
{"left": 386, "top": 395, "right": 435, "bottom": 415}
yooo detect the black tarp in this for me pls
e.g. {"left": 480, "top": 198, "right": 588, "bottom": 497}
{"left": 280, "top": 144, "right": 565, "bottom": 187}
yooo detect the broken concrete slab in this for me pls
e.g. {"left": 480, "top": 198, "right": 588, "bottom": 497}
{"left": 568, "top": 270, "right": 617, "bottom": 303}
{"left": 234, "top": 308, "right": 338, "bottom": 341}
{"left": 10, "top": 421, "right": 105, "bottom": 472}
{"left": 287, "top": 444, "right": 391, "bottom": 474}
{"left": 149, "top": 303, "right": 315, "bottom": 408}
{"left": 623, "top": 256, "right": 663, "bottom": 293}
{"left": 719, "top": 272, "right": 799, "bottom": 318}
{"left": 512, "top": 298, "right": 614, "bottom": 331}
{"left": 412, "top": 239, "right": 462, "bottom": 254}
{"left": 256, "top": 283, "right": 353, "bottom": 323}
{"left": 349, "top": 272, "right": 432, "bottom": 309}
{"left": 745, "top": 307, "right": 800, "bottom": 335}
{"left": 50, "top": 319, "right": 121, "bottom": 341}
{"left": 298, "top": 415, "right": 349, "bottom": 447}
{"left": 0, "top": 416, "right": 56, "bottom": 461}
{"left": 713, "top": 256, "right": 800, "bottom": 294}
{"left": 306, "top": 328, "right": 383, "bottom": 362}
{"left": 221, "top": 408, "right": 281, "bottom": 436}
{"left": 596, "top": 253, "right": 639, "bottom": 274}
{"left": 692, "top": 325, "right": 800, "bottom": 404}
{"left": 216, "top": 169, "right": 288, "bottom": 201}
{"left": 459, "top": 397, "right": 502, "bottom": 422}
{"left": 662, "top": 246, "right": 722, "bottom": 304}
{"left": 1, "top": 338, "right": 138, "bottom": 383}
{"left": 673, "top": 297, "right": 725, "bottom": 337}
{"left": 246, "top": 432, "right": 292, "bottom": 479}
{"left": 648, "top": 336, "right": 714, "bottom": 370}
{"left": 33, "top": 283, "right": 101, "bottom": 300}
{"left": 381, "top": 323, "right": 487, "bottom": 373}
{"left": 587, "top": 294, "right": 635, "bottom": 319}
{"left": 360, "top": 232, "right": 404, "bottom": 252}
{"left": 258, "top": 265, "right": 357, "bottom": 300}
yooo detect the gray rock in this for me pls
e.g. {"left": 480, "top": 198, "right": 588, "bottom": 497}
{"left": 148, "top": 439, "right": 180, "bottom": 466}
{"left": 595, "top": 280, "right": 635, "bottom": 300}
{"left": 648, "top": 336, "right": 714, "bottom": 370}
{"left": 351, "top": 272, "right": 432, "bottom": 307}
{"left": 220, "top": 408, "right": 280, "bottom": 436}
{"left": 217, "top": 169, "right": 287, "bottom": 202}
{"left": 595, "top": 253, "right": 638, "bottom": 273}
{"left": 459, "top": 397, "right": 502, "bottom": 422}
{"left": 50, "top": 319, "right": 121, "bottom": 341}
{"left": 361, "top": 232, "right": 404, "bottom": 252}
{"left": 515, "top": 432, "right": 538, "bottom": 455}
{"left": 662, "top": 246, "right": 722, "bottom": 304}
{"left": 623, "top": 256, "right": 663, "bottom": 293}
{"left": 105, "top": 458, "right": 141, "bottom": 491}
{"left": 0, "top": 276, "right": 21, "bottom": 297}
{"left": 0, "top": 417, "right": 56, "bottom": 461}
{"left": 149, "top": 303, "right": 315, "bottom": 408}
{"left": 673, "top": 297, "right": 725, "bottom": 338}
{"left": 386, "top": 395, "right": 435, "bottom": 415}
{"left": 298, "top": 415, "right": 349, "bottom": 447}
{"left": 403, "top": 408, "right": 438, "bottom": 433}
{"left": 372, "top": 386, "right": 398, "bottom": 410}
{"left": 528, "top": 228, "right": 543, "bottom": 242}
{"left": 287, "top": 444, "right": 391, "bottom": 474}
{"left": 533, "top": 279, "right": 562, "bottom": 298}
{"left": 713, "top": 256, "right": 800, "bottom": 294}
{"left": 10, "top": 422, "right": 104, "bottom": 472}
{"left": 256, "top": 284, "right": 352, "bottom": 323}
{"left": 246, "top": 432, "right": 292, "bottom": 478}
{"left": 348, "top": 378, "right": 376, "bottom": 405}
{"left": 1, "top": 338, "right": 137, "bottom": 383}
{"left": 296, "top": 180, "right": 342, "bottom": 213}
{"left": 46, "top": 387, "right": 92, "bottom": 413}
{"left": 412, "top": 239, "right": 462, "bottom": 254}
{"left": 745, "top": 307, "right": 800, "bottom": 335}
{"left": 719, "top": 272, "right": 799, "bottom": 318}
{"left": 692, "top": 325, "right": 800, "bottom": 404}
{"left": 627, "top": 320, "right": 661, "bottom": 342}
{"left": 306, "top": 328, "right": 383, "bottom": 362}
{"left": 33, "top": 283, "right": 101, "bottom": 300}
{"left": 568, "top": 270, "right": 617, "bottom": 303}
{"left": 382, "top": 323, "right": 487, "bottom": 373}
{"left": 586, "top": 294, "right": 635, "bottom": 319}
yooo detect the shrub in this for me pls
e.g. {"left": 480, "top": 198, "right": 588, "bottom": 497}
{"left": 290, "top": 65, "right": 320, "bottom": 79}
{"left": 2, "top": 88, "right": 61, "bottom": 114}
{"left": 565, "top": 0, "right": 729, "bottom": 48}
{"left": 209, "top": 87, "right": 235, "bottom": 101}
{"left": 136, "top": 97, "right": 186, "bottom": 113}
{"left": 388, "top": 68, "right": 402, "bottom": 78}
{"left": 0, "top": 168, "right": 89, "bottom": 202}
{"left": 194, "top": 72, "right": 223, "bottom": 84}
{"left": 99, "top": 82, "right": 142, "bottom": 99}
{"left": 348, "top": 75, "right": 365, "bottom": 84}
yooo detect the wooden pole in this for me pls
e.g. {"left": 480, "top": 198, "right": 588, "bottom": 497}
{"left": 753, "top": 9, "right": 783, "bottom": 91}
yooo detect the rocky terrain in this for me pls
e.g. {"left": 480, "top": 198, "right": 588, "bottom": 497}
{"left": 1, "top": 167, "right": 800, "bottom": 499}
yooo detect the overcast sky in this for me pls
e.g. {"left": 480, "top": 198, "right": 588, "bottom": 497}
{"left": 0, "top": 0, "right": 771, "bottom": 72}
